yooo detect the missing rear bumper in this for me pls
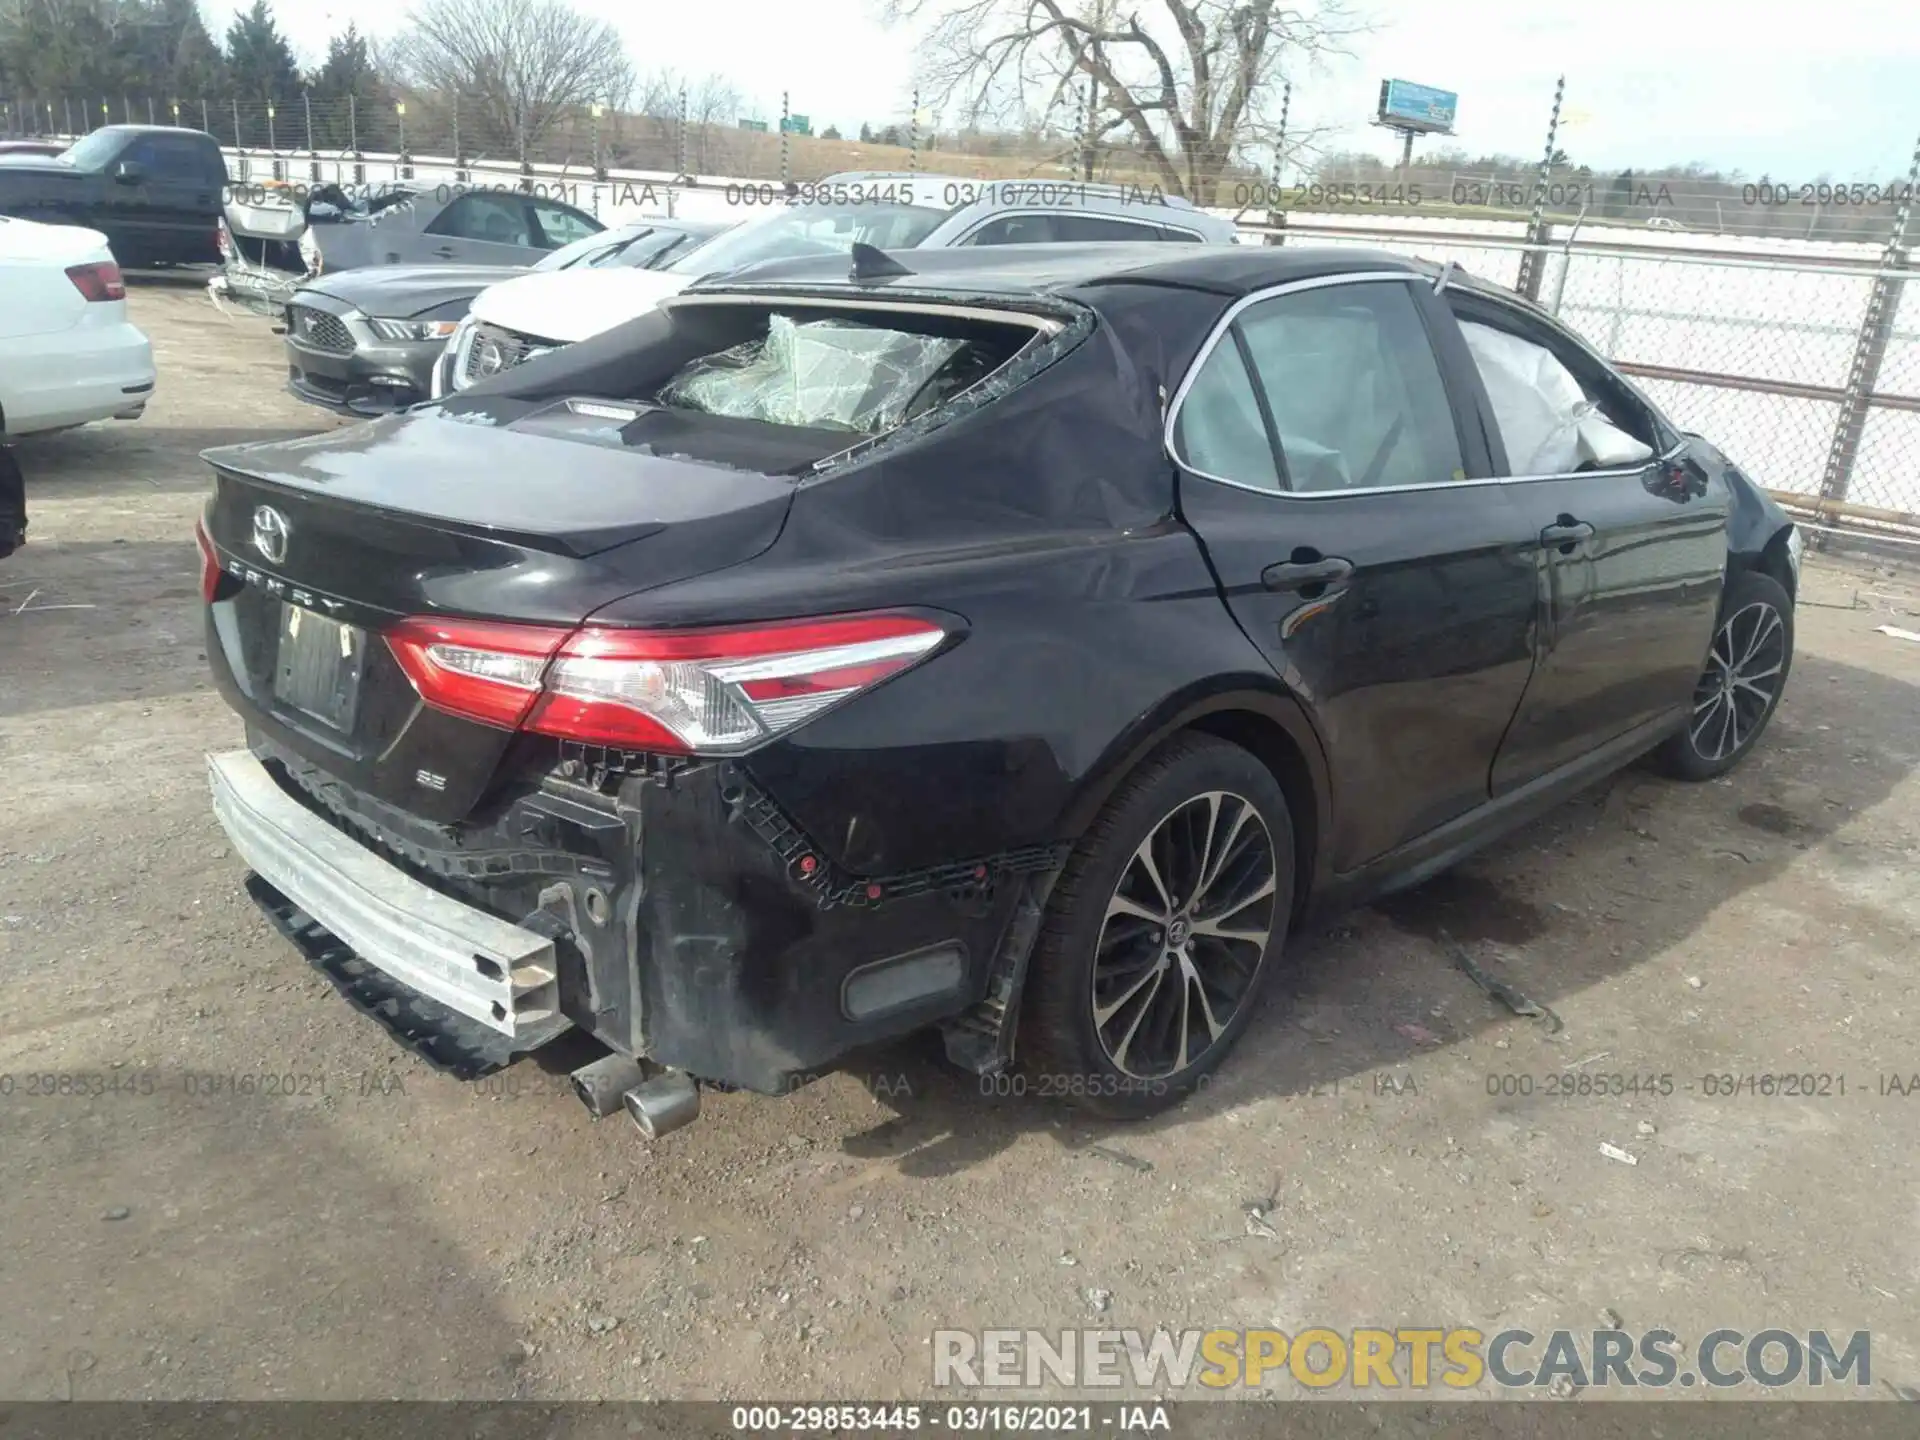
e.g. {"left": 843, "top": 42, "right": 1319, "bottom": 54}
{"left": 244, "top": 874, "right": 524, "bottom": 1077}
{"left": 208, "top": 747, "right": 571, "bottom": 1051}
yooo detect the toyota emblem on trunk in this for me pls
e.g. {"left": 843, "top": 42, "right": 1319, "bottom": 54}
{"left": 251, "top": 505, "right": 290, "bottom": 564}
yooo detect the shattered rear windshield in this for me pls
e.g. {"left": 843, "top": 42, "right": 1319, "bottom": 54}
{"left": 655, "top": 315, "right": 1000, "bottom": 435}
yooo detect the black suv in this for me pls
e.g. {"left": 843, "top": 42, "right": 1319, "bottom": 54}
{"left": 0, "top": 125, "right": 227, "bottom": 266}
{"left": 196, "top": 243, "right": 1799, "bottom": 1135}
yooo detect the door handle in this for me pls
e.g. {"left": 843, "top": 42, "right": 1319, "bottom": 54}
{"left": 432, "top": 245, "right": 455, "bottom": 259}
{"left": 1540, "top": 517, "right": 1595, "bottom": 552}
{"left": 1262, "top": 556, "right": 1354, "bottom": 593}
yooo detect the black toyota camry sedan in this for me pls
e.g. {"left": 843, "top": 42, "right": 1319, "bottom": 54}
{"left": 194, "top": 242, "right": 1799, "bottom": 1134}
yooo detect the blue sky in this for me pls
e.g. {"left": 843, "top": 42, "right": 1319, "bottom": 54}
{"left": 225, "top": 0, "right": 1920, "bottom": 181}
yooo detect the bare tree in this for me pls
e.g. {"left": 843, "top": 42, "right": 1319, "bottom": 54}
{"left": 388, "top": 0, "right": 633, "bottom": 158}
{"left": 887, "top": 0, "right": 1364, "bottom": 203}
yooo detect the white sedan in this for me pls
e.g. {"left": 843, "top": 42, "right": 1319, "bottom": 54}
{"left": 0, "top": 217, "right": 155, "bottom": 436}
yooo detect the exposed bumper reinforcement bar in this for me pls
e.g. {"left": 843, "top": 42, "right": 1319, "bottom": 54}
{"left": 208, "top": 748, "right": 572, "bottom": 1061}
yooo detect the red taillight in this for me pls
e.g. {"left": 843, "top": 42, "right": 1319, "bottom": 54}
{"left": 384, "top": 612, "right": 948, "bottom": 753}
{"left": 385, "top": 616, "right": 572, "bottom": 731}
{"left": 66, "top": 261, "right": 125, "bottom": 302}
{"left": 195, "top": 521, "right": 222, "bottom": 602}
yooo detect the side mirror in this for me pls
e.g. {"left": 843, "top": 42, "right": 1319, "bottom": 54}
{"left": 112, "top": 159, "right": 146, "bottom": 185}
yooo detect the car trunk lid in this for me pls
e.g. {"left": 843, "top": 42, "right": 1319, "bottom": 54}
{"left": 201, "top": 408, "right": 799, "bottom": 821}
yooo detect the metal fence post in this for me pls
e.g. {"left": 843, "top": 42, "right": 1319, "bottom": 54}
{"left": 1817, "top": 131, "right": 1919, "bottom": 511}
{"left": 1514, "top": 75, "right": 1565, "bottom": 301}
{"left": 200, "top": 97, "right": 208, "bottom": 133}
{"left": 779, "top": 92, "right": 790, "bottom": 185}
{"left": 1549, "top": 203, "right": 1587, "bottom": 314}
{"left": 1264, "top": 81, "right": 1291, "bottom": 246}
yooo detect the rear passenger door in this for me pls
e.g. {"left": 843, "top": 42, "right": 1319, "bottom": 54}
{"left": 421, "top": 192, "right": 541, "bottom": 265}
{"left": 1170, "top": 272, "right": 1543, "bottom": 874}
{"left": 1438, "top": 291, "right": 1729, "bottom": 793}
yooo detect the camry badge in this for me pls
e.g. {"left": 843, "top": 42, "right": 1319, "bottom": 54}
{"left": 251, "top": 505, "right": 290, "bottom": 565}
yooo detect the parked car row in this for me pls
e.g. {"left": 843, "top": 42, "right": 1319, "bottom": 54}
{"left": 250, "top": 170, "right": 1242, "bottom": 415}
{"left": 282, "top": 217, "right": 729, "bottom": 415}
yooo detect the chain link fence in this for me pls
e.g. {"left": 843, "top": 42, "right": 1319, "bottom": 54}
{"left": 1242, "top": 213, "right": 1917, "bottom": 540}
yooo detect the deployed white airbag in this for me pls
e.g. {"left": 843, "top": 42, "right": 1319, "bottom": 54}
{"left": 1460, "top": 321, "right": 1653, "bottom": 474}
{"left": 658, "top": 315, "right": 964, "bottom": 434}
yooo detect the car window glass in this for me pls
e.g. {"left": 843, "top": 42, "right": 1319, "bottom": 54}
{"left": 1048, "top": 214, "right": 1169, "bottom": 242}
{"left": 427, "top": 193, "right": 532, "bottom": 246}
{"left": 59, "top": 129, "right": 127, "bottom": 168}
{"left": 1234, "top": 282, "right": 1465, "bottom": 492}
{"left": 118, "top": 136, "right": 161, "bottom": 171}
{"left": 964, "top": 215, "right": 1060, "bottom": 245}
{"left": 1173, "top": 339, "right": 1282, "bottom": 490}
{"left": 656, "top": 315, "right": 1017, "bottom": 435}
{"left": 663, "top": 203, "right": 945, "bottom": 274}
{"left": 530, "top": 199, "right": 599, "bottom": 250}
{"left": 1154, "top": 224, "right": 1203, "bottom": 242}
{"left": 1453, "top": 312, "right": 1659, "bottom": 472}
{"left": 150, "top": 137, "right": 208, "bottom": 182}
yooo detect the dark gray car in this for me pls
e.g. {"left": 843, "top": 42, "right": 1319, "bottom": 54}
{"left": 219, "top": 181, "right": 611, "bottom": 315}
{"left": 282, "top": 217, "right": 728, "bottom": 416}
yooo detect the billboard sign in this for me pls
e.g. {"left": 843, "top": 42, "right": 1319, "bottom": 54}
{"left": 1377, "top": 79, "right": 1457, "bottom": 134}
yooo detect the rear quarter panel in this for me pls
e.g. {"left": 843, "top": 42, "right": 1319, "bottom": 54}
{"left": 585, "top": 289, "right": 1295, "bottom": 876}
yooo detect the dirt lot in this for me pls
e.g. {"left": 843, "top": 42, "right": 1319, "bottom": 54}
{"left": 2, "top": 286, "right": 1917, "bottom": 1404}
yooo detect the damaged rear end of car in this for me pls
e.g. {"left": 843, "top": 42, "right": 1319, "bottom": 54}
{"left": 200, "top": 266, "right": 1121, "bottom": 1131}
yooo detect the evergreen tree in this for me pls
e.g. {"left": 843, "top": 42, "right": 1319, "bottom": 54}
{"left": 307, "top": 23, "right": 390, "bottom": 148}
{"left": 310, "top": 23, "right": 378, "bottom": 99}
{"left": 224, "top": 0, "right": 300, "bottom": 100}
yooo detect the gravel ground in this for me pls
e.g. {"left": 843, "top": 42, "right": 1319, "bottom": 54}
{"left": 1, "top": 286, "right": 1917, "bottom": 1404}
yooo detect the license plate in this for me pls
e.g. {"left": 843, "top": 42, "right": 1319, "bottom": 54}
{"left": 273, "top": 603, "right": 366, "bottom": 732}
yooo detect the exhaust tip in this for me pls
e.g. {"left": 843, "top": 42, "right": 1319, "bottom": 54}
{"left": 568, "top": 1052, "right": 648, "bottom": 1119}
{"left": 623, "top": 1070, "right": 701, "bottom": 1140}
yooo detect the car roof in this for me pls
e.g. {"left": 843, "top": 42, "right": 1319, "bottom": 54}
{"left": 87, "top": 124, "right": 214, "bottom": 138}
{"left": 697, "top": 242, "right": 1440, "bottom": 301}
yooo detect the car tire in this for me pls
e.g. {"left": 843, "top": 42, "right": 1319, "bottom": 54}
{"left": 1018, "top": 734, "right": 1295, "bottom": 1118}
{"left": 1650, "top": 569, "right": 1794, "bottom": 782}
